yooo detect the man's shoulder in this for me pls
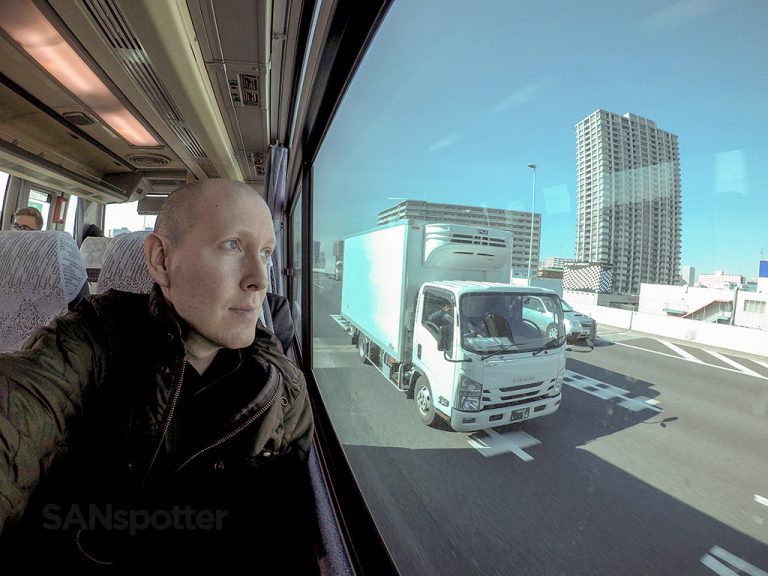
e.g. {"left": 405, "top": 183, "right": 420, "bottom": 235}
{"left": 83, "top": 289, "right": 150, "bottom": 315}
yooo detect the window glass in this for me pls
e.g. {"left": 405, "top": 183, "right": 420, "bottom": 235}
{"left": 290, "top": 189, "right": 303, "bottom": 340}
{"left": 312, "top": 2, "right": 767, "bottom": 574}
{"left": 63, "top": 195, "right": 79, "bottom": 239}
{"left": 104, "top": 201, "right": 156, "bottom": 237}
{"left": 0, "top": 171, "right": 8, "bottom": 222}
{"left": 28, "top": 189, "right": 50, "bottom": 229}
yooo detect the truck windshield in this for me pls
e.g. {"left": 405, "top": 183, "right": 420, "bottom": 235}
{"left": 460, "top": 293, "right": 564, "bottom": 353}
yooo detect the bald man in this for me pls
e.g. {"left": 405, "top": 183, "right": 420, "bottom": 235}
{"left": 0, "top": 179, "right": 315, "bottom": 571}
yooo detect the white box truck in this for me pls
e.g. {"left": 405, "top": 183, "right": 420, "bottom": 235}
{"left": 340, "top": 220, "right": 567, "bottom": 432}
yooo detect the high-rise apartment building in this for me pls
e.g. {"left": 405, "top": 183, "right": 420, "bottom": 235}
{"left": 576, "top": 110, "right": 681, "bottom": 294}
{"left": 378, "top": 200, "right": 540, "bottom": 276}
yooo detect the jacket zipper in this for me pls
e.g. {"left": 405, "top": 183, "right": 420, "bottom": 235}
{"left": 140, "top": 357, "right": 187, "bottom": 488}
{"left": 174, "top": 377, "right": 281, "bottom": 473}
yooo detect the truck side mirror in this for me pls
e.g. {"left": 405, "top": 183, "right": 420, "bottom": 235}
{"left": 437, "top": 325, "right": 451, "bottom": 351}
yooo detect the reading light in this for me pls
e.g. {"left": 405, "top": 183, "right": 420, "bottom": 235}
{"left": 1, "top": 0, "right": 160, "bottom": 147}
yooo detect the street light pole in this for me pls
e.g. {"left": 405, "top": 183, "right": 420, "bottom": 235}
{"left": 527, "top": 163, "right": 537, "bottom": 283}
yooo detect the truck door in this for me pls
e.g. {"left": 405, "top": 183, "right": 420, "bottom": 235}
{"left": 413, "top": 290, "right": 457, "bottom": 417}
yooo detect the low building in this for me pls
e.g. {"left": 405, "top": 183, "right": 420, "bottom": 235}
{"left": 697, "top": 271, "right": 744, "bottom": 289}
{"left": 563, "top": 262, "right": 612, "bottom": 293}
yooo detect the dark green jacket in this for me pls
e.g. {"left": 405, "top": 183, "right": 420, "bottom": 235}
{"left": 0, "top": 286, "right": 315, "bottom": 570}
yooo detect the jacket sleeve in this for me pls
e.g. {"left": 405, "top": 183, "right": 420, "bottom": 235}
{"left": 281, "top": 372, "right": 313, "bottom": 461}
{"left": 0, "top": 309, "right": 103, "bottom": 535}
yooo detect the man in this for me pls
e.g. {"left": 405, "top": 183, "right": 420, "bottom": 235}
{"left": 0, "top": 179, "right": 315, "bottom": 570}
{"left": 11, "top": 206, "right": 44, "bottom": 230}
{"left": 428, "top": 302, "right": 452, "bottom": 326}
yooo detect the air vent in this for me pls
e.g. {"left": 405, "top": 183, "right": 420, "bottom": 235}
{"left": 83, "top": 0, "right": 219, "bottom": 178}
{"left": 62, "top": 111, "right": 94, "bottom": 126}
{"left": 129, "top": 154, "right": 170, "bottom": 167}
{"left": 246, "top": 151, "right": 265, "bottom": 165}
{"left": 147, "top": 177, "right": 186, "bottom": 187}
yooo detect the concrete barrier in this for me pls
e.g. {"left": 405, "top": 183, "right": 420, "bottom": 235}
{"left": 588, "top": 305, "right": 768, "bottom": 357}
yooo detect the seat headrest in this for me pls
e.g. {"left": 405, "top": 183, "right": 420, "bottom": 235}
{"left": 97, "top": 231, "right": 154, "bottom": 294}
{"left": 0, "top": 231, "right": 87, "bottom": 351}
{"left": 80, "top": 236, "right": 115, "bottom": 268}
{"left": 80, "top": 236, "right": 115, "bottom": 283}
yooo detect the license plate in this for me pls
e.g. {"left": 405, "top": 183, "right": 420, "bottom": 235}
{"left": 510, "top": 408, "right": 530, "bottom": 422}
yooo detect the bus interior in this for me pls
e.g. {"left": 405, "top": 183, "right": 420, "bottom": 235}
{"left": 1, "top": 1, "right": 767, "bottom": 575}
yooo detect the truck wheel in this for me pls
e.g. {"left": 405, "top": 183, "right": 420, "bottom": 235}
{"left": 357, "top": 335, "right": 370, "bottom": 364}
{"left": 414, "top": 377, "right": 437, "bottom": 427}
{"left": 545, "top": 323, "right": 559, "bottom": 340}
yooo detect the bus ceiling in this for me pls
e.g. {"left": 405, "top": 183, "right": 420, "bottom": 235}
{"left": 0, "top": 0, "right": 303, "bottom": 203}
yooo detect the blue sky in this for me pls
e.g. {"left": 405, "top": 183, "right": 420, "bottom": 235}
{"left": 314, "top": 0, "right": 767, "bottom": 280}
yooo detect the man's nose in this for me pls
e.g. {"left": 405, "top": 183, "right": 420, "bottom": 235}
{"left": 241, "top": 252, "right": 269, "bottom": 292}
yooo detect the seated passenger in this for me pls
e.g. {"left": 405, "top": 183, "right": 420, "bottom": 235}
{"left": 0, "top": 179, "right": 315, "bottom": 571}
{"left": 11, "top": 206, "right": 44, "bottom": 231}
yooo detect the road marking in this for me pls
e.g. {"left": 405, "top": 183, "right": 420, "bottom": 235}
{"left": 611, "top": 341, "right": 768, "bottom": 380}
{"left": 704, "top": 350, "right": 764, "bottom": 378}
{"left": 468, "top": 429, "right": 541, "bottom": 461}
{"left": 657, "top": 339, "right": 703, "bottom": 363}
{"left": 700, "top": 545, "right": 768, "bottom": 576}
{"left": 755, "top": 494, "right": 768, "bottom": 507}
{"left": 752, "top": 359, "right": 768, "bottom": 371}
{"left": 564, "top": 370, "right": 662, "bottom": 413}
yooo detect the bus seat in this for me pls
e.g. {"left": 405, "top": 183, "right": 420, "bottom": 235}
{"left": 0, "top": 231, "right": 88, "bottom": 352}
{"left": 79, "top": 236, "right": 114, "bottom": 289}
{"left": 96, "top": 231, "right": 154, "bottom": 294}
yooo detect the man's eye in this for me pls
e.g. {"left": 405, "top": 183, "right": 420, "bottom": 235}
{"left": 260, "top": 249, "right": 274, "bottom": 265}
{"left": 222, "top": 240, "right": 240, "bottom": 250}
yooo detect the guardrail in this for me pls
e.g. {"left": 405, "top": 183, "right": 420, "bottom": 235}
{"left": 573, "top": 303, "right": 768, "bottom": 357}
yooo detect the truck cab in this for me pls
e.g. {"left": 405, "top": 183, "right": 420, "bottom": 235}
{"left": 411, "top": 283, "right": 566, "bottom": 432}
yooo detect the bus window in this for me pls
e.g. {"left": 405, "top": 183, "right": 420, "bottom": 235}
{"left": 104, "top": 201, "right": 156, "bottom": 237}
{"left": 0, "top": 171, "right": 8, "bottom": 222}
{"left": 290, "top": 188, "right": 303, "bottom": 342}
{"left": 28, "top": 189, "right": 51, "bottom": 229}
{"left": 63, "top": 195, "right": 79, "bottom": 239}
{"left": 311, "top": 1, "right": 768, "bottom": 575}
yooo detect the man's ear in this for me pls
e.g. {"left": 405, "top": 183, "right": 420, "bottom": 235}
{"left": 144, "top": 232, "right": 171, "bottom": 287}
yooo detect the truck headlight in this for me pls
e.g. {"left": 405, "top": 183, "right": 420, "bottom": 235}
{"left": 458, "top": 377, "right": 482, "bottom": 412}
{"left": 550, "top": 369, "right": 565, "bottom": 396}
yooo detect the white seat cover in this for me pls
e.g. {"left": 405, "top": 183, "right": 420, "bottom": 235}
{"left": 0, "top": 231, "right": 87, "bottom": 352}
{"left": 96, "top": 231, "right": 154, "bottom": 294}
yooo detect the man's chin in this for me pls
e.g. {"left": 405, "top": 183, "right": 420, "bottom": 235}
{"left": 223, "top": 329, "right": 258, "bottom": 350}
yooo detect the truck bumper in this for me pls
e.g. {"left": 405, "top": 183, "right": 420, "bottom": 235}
{"left": 449, "top": 393, "right": 562, "bottom": 432}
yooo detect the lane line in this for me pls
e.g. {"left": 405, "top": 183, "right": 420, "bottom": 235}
{"left": 703, "top": 545, "right": 768, "bottom": 576}
{"left": 611, "top": 341, "right": 768, "bottom": 381}
{"left": 705, "top": 350, "right": 764, "bottom": 378}
{"left": 657, "top": 339, "right": 703, "bottom": 363}
{"left": 468, "top": 429, "right": 541, "bottom": 461}
{"left": 701, "top": 554, "right": 739, "bottom": 576}
{"left": 755, "top": 494, "right": 768, "bottom": 507}
{"left": 752, "top": 359, "right": 768, "bottom": 371}
{"left": 564, "top": 370, "right": 662, "bottom": 413}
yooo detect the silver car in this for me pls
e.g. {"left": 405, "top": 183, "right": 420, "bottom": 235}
{"left": 522, "top": 296, "right": 596, "bottom": 343}
{"left": 561, "top": 300, "right": 596, "bottom": 343}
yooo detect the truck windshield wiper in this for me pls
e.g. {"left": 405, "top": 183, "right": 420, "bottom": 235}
{"left": 480, "top": 345, "right": 519, "bottom": 360}
{"left": 532, "top": 337, "right": 563, "bottom": 356}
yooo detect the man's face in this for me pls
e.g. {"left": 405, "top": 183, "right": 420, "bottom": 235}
{"left": 162, "top": 187, "right": 275, "bottom": 353}
{"left": 13, "top": 215, "right": 40, "bottom": 230}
